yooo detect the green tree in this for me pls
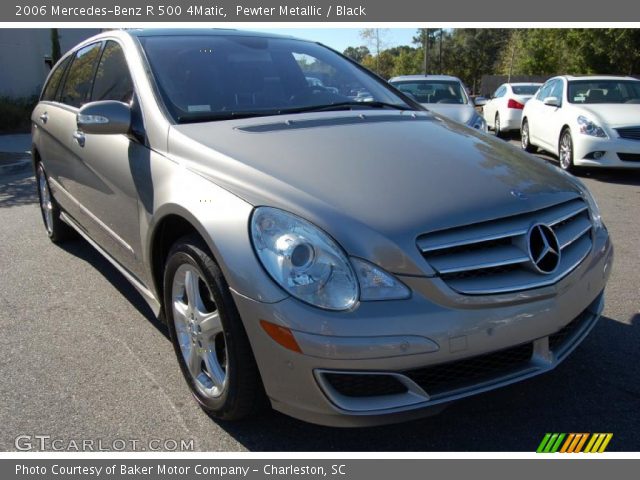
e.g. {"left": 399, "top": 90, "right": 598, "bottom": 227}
{"left": 343, "top": 46, "right": 370, "bottom": 63}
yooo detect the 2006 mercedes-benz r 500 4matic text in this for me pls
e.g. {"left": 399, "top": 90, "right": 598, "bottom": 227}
{"left": 31, "top": 29, "right": 612, "bottom": 427}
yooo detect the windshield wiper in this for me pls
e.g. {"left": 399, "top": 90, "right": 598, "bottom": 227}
{"left": 282, "top": 101, "right": 413, "bottom": 114}
{"left": 177, "top": 110, "right": 282, "bottom": 124}
{"left": 176, "top": 101, "right": 413, "bottom": 124}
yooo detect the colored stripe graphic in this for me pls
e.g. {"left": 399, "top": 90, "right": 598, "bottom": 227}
{"left": 597, "top": 434, "right": 613, "bottom": 453}
{"left": 574, "top": 433, "right": 589, "bottom": 453}
{"left": 536, "top": 433, "right": 552, "bottom": 453}
{"left": 560, "top": 434, "right": 575, "bottom": 453}
{"left": 537, "top": 433, "right": 612, "bottom": 453}
{"left": 584, "top": 434, "right": 598, "bottom": 453}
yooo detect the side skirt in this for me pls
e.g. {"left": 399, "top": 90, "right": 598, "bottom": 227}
{"left": 60, "top": 211, "right": 162, "bottom": 317}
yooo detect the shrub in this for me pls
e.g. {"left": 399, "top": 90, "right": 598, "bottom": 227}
{"left": 0, "top": 96, "right": 39, "bottom": 134}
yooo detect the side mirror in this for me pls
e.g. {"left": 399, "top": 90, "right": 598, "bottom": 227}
{"left": 77, "top": 101, "right": 131, "bottom": 135}
{"left": 474, "top": 96, "right": 487, "bottom": 107}
{"left": 543, "top": 96, "right": 559, "bottom": 107}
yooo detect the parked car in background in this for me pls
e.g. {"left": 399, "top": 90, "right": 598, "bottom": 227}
{"left": 521, "top": 75, "right": 640, "bottom": 170}
{"left": 389, "top": 75, "right": 488, "bottom": 132}
{"left": 483, "top": 82, "right": 542, "bottom": 137}
{"left": 305, "top": 76, "right": 339, "bottom": 94}
{"left": 32, "top": 30, "right": 612, "bottom": 427}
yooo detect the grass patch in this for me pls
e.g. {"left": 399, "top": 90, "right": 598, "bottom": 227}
{"left": 0, "top": 96, "right": 38, "bottom": 134}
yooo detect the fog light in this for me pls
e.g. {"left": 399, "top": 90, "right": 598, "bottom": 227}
{"left": 585, "top": 151, "right": 605, "bottom": 160}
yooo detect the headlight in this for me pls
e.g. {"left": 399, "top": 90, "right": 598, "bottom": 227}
{"left": 251, "top": 207, "right": 358, "bottom": 310}
{"left": 581, "top": 187, "right": 603, "bottom": 229}
{"left": 469, "top": 113, "right": 487, "bottom": 132}
{"left": 251, "top": 207, "right": 411, "bottom": 310}
{"left": 577, "top": 115, "right": 607, "bottom": 138}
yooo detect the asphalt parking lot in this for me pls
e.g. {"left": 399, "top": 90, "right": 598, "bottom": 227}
{"left": 0, "top": 139, "right": 638, "bottom": 451}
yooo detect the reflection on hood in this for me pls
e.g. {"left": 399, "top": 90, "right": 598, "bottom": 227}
{"left": 420, "top": 103, "right": 476, "bottom": 125}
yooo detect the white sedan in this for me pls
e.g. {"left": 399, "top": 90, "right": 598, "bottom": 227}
{"left": 521, "top": 75, "right": 640, "bottom": 170}
{"left": 483, "top": 82, "right": 541, "bottom": 137}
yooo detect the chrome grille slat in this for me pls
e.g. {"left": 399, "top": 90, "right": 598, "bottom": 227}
{"left": 429, "top": 245, "right": 530, "bottom": 274}
{"left": 554, "top": 214, "right": 592, "bottom": 249}
{"left": 445, "top": 235, "right": 592, "bottom": 294}
{"left": 418, "top": 198, "right": 593, "bottom": 295}
{"left": 418, "top": 199, "right": 587, "bottom": 253}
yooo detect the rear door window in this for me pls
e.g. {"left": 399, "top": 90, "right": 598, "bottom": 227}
{"left": 60, "top": 42, "right": 103, "bottom": 108}
{"left": 41, "top": 56, "right": 72, "bottom": 102}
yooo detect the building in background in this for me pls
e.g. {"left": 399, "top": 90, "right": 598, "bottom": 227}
{"left": 0, "top": 29, "right": 101, "bottom": 98}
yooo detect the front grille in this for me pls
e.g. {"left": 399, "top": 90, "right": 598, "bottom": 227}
{"left": 417, "top": 198, "right": 593, "bottom": 295}
{"left": 616, "top": 126, "right": 640, "bottom": 140}
{"left": 617, "top": 152, "right": 640, "bottom": 162}
{"left": 404, "top": 343, "right": 534, "bottom": 397}
{"left": 324, "top": 373, "right": 408, "bottom": 397}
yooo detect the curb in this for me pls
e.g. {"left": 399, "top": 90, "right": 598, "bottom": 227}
{"left": 0, "top": 159, "right": 31, "bottom": 175}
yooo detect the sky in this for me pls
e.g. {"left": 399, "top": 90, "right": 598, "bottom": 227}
{"left": 247, "top": 28, "right": 417, "bottom": 53}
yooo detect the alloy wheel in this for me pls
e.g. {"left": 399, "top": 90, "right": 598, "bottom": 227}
{"left": 171, "top": 264, "right": 228, "bottom": 399}
{"left": 521, "top": 123, "right": 529, "bottom": 149}
{"left": 559, "top": 131, "right": 573, "bottom": 170}
{"left": 37, "top": 165, "right": 54, "bottom": 235}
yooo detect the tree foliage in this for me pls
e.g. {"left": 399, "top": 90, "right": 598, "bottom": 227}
{"left": 347, "top": 28, "right": 640, "bottom": 92}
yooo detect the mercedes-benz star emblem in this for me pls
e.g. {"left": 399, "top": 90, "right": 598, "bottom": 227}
{"left": 527, "top": 224, "right": 561, "bottom": 274}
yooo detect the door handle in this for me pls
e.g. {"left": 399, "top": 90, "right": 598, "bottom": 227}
{"left": 39, "top": 113, "right": 48, "bottom": 124}
{"left": 73, "top": 130, "right": 85, "bottom": 147}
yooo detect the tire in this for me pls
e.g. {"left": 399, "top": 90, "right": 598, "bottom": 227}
{"left": 35, "top": 162, "right": 75, "bottom": 243}
{"left": 163, "top": 234, "right": 265, "bottom": 420}
{"left": 559, "top": 128, "right": 575, "bottom": 172}
{"left": 494, "top": 113, "right": 503, "bottom": 138}
{"left": 521, "top": 119, "right": 536, "bottom": 152}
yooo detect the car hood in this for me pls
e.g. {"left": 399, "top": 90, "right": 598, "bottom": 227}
{"left": 169, "top": 110, "right": 582, "bottom": 275}
{"left": 575, "top": 103, "right": 640, "bottom": 127}
{"left": 420, "top": 103, "right": 476, "bottom": 124}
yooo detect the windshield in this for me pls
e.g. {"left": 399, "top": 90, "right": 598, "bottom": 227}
{"left": 568, "top": 80, "right": 640, "bottom": 104}
{"left": 512, "top": 85, "right": 540, "bottom": 95}
{"left": 389, "top": 80, "right": 468, "bottom": 105}
{"left": 138, "top": 35, "right": 411, "bottom": 122}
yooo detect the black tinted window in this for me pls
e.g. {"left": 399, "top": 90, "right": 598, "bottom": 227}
{"left": 139, "top": 35, "right": 407, "bottom": 122}
{"left": 42, "top": 56, "right": 71, "bottom": 101}
{"left": 60, "top": 42, "right": 102, "bottom": 108}
{"left": 92, "top": 41, "right": 134, "bottom": 103}
{"left": 568, "top": 80, "right": 640, "bottom": 104}
{"left": 512, "top": 85, "right": 540, "bottom": 95}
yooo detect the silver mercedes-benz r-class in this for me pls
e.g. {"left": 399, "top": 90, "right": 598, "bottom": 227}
{"left": 31, "top": 29, "right": 613, "bottom": 427}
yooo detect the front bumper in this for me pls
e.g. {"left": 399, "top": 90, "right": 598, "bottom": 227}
{"left": 573, "top": 134, "right": 640, "bottom": 168}
{"left": 232, "top": 229, "right": 613, "bottom": 427}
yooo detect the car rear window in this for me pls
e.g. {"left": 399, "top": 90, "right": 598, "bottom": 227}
{"left": 511, "top": 85, "right": 540, "bottom": 95}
